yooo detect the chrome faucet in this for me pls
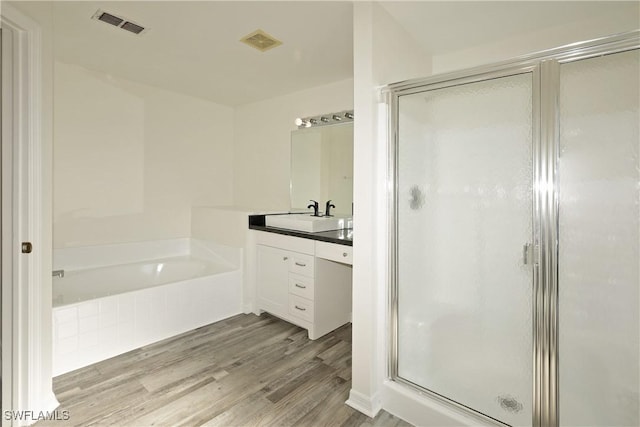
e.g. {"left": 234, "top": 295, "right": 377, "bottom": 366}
{"left": 307, "top": 200, "right": 320, "bottom": 217}
{"left": 52, "top": 269, "right": 65, "bottom": 278}
{"left": 325, "top": 200, "right": 336, "bottom": 217}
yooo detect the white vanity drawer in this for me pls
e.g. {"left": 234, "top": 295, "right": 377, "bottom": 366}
{"left": 315, "top": 241, "right": 353, "bottom": 265}
{"left": 288, "top": 274, "right": 314, "bottom": 300}
{"left": 288, "top": 253, "right": 314, "bottom": 277}
{"left": 255, "top": 231, "right": 315, "bottom": 255}
{"left": 289, "top": 295, "right": 314, "bottom": 322}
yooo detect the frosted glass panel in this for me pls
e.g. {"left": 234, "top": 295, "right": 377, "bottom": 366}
{"left": 396, "top": 73, "right": 533, "bottom": 425}
{"left": 558, "top": 49, "right": 640, "bottom": 426}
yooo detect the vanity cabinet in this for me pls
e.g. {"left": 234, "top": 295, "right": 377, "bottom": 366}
{"left": 254, "top": 231, "right": 352, "bottom": 340}
{"left": 256, "top": 244, "right": 314, "bottom": 318}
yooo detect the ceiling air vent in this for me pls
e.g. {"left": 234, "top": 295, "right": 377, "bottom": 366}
{"left": 121, "top": 21, "right": 145, "bottom": 35}
{"left": 240, "top": 29, "right": 282, "bottom": 52}
{"left": 91, "top": 10, "right": 148, "bottom": 36}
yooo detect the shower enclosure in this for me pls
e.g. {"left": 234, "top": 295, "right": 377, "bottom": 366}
{"left": 387, "top": 32, "right": 639, "bottom": 426}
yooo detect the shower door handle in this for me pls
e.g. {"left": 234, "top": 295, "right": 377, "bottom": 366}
{"left": 522, "top": 243, "right": 531, "bottom": 266}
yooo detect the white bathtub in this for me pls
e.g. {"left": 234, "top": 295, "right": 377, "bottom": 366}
{"left": 52, "top": 239, "right": 243, "bottom": 376}
{"left": 53, "top": 255, "right": 234, "bottom": 306}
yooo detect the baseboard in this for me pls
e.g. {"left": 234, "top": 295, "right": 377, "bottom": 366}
{"left": 18, "top": 392, "right": 61, "bottom": 427}
{"left": 42, "top": 392, "right": 60, "bottom": 413}
{"left": 345, "top": 389, "right": 382, "bottom": 418}
{"left": 243, "top": 303, "right": 255, "bottom": 314}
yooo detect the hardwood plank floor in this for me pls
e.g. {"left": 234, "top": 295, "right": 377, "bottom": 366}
{"left": 39, "top": 313, "right": 412, "bottom": 427}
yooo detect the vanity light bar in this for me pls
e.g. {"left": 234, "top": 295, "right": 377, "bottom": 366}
{"left": 295, "top": 110, "right": 354, "bottom": 129}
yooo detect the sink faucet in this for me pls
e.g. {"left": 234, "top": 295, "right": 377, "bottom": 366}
{"left": 307, "top": 200, "right": 320, "bottom": 217}
{"left": 325, "top": 200, "right": 336, "bottom": 217}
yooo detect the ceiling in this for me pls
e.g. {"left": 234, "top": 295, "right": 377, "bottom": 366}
{"left": 53, "top": 1, "right": 639, "bottom": 107}
{"left": 53, "top": 1, "right": 354, "bottom": 107}
{"left": 380, "top": 1, "right": 639, "bottom": 55}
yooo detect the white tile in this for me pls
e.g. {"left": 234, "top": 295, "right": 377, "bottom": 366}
{"left": 83, "top": 345, "right": 101, "bottom": 361}
{"left": 118, "top": 322, "right": 135, "bottom": 347}
{"left": 57, "top": 320, "right": 78, "bottom": 339}
{"left": 148, "top": 291, "right": 164, "bottom": 312}
{"left": 99, "top": 325, "right": 118, "bottom": 347}
{"left": 78, "top": 301, "right": 99, "bottom": 318}
{"left": 99, "top": 310, "right": 118, "bottom": 328}
{"left": 118, "top": 296, "right": 135, "bottom": 323}
{"left": 79, "top": 315, "right": 98, "bottom": 334}
{"left": 54, "top": 306, "right": 78, "bottom": 323}
{"left": 78, "top": 331, "right": 98, "bottom": 349}
{"left": 135, "top": 298, "right": 152, "bottom": 324}
{"left": 99, "top": 297, "right": 118, "bottom": 314}
{"left": 58, "top": 335, "right": 78, "bottom": 356}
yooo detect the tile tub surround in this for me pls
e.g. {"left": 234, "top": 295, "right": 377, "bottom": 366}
{"left": 249, "top": 214, "right": 353, "bottom": 246}
{"left": 52, "top": 239, "right": 243, "bottom": 376}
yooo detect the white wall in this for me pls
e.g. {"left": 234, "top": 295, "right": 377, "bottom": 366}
{"left": 233, "top": 78, "right": 353, "bottom": 211}
{"left": 432, "top": 6, "right": 640, "bottom": 74}
{"left": 349, "top": 0, "right": 433, "bottom": 419}
{"left": 53, "top": 62, "right": 234, "bottom": 248}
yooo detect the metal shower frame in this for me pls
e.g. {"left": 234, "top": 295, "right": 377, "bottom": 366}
{"left": 385, "top": 30, "right": 639, "bottom": 427}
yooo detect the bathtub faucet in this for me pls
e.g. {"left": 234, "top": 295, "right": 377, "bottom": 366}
{"left": 52, "top": 269, "right": 65, "bottom": 278}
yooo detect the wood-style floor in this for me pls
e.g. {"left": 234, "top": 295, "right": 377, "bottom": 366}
{"left": 39, "top": 313, "right": 411, "bottom": 427}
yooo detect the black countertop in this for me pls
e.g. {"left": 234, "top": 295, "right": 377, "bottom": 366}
{"left": 249, "top": 214, "right": 353, "bottom": 246}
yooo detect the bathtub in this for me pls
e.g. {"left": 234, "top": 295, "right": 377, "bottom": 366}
{"left": 52, "top": 239, "right": 242, "bottom": 376}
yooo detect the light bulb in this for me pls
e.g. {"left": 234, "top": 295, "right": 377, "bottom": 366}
{"left": 294, "top": 118, "right": 303, "bottom": 126}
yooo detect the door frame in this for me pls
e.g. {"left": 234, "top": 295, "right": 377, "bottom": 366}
{"left": 1, "top": 4, "right": 57, "bottom": 426}
{"left": 1, "top": 23, "right": 15, "bottom": 427}
{"left": 387, "top": 62, "right": 540, "bottom": 427}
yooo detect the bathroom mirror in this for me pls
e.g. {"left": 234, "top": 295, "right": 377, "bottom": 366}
{"left": 290, "top": 123, "right": 353, "bottom": 216}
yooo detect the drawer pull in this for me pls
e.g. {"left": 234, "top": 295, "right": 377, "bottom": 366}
{"left": 294, "top": 305, "right": 307, "bottom": 311}
{"left": 295, "top": 262, "right": 306, "bottom": 267}
{"left": 343, "top": 252, "right": 348, "bottom": 257}
{"left": 295, "top": 283, "right": 306, "bottom": 289}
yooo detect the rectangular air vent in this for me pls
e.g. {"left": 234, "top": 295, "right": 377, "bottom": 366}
{"left": 97, "top": 12, "right": 124, "bottom": 27}
{"left": 121, "top": 21, "right": 145, "bottom": 35}
{"left": 91, "top": 10, "right": 147, "bottom": 36}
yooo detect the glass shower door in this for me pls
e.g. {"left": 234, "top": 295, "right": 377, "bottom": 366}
{"left": 395, "top": 72, "right": 534, "bottom": 425}
{"left": 557, "top": 49, "right": 640, "bottom": 426}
